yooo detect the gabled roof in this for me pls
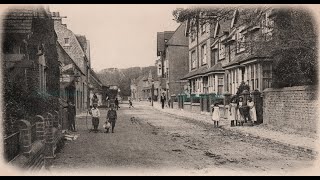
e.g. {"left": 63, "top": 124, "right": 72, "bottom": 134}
{"left": 204, "top": 63, "right": 225, "bottom": 75}
{"left": 166, "top": 22, "right": 188, "bottom": 46}
{"left": 181, "top": 66, "right": 208, "bottom": 80}
{"left": 157, "top": 31, "right": 174, "bottom": 55}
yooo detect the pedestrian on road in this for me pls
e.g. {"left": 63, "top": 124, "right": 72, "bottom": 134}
{"left": 92, "top": 93, "right": 99, "bottom": 106}
{"left": 229, "top": 98, "right": 238, "bottom": 127}
{"left": 160, "top": 94, "right": 166, "bottom": 109}
{"left": 247, "top": 97, "right": 257, "bottom": 124}
{"left": 106, "top": 105, "right": 117, "bottom": 133}
{"left": 211, "top": 103, "right": 220, "bottom": 128}
{"left": 129, "top": 99, "right": 134, "bottom": 108}
{"left": 115, "top": 98, "right": 120, "bottom": 110}
{"left": 90, "top": 103, "right": 100, "bottom": 133}
{"left": 65, "top": 101, "right": 76, "bottom": 132}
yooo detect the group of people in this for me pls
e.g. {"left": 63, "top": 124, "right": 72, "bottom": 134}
{"left": 211, "top": 96, "right": 257, "bottom": 128}
{"left": 89, "top": 94, "right": 118, "bottom": 133}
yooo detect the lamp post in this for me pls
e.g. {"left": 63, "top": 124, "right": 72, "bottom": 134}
{"left": 151, "top": 80, "right": 154, "bottom": 107}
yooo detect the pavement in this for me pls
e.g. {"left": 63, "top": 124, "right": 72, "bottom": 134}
{"left": 144, "top": 101, "right": 319, "bottom": 155}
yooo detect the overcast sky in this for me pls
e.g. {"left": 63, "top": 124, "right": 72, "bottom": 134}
{"left": 48, "top": 4, "right": 184, "bottom": 72}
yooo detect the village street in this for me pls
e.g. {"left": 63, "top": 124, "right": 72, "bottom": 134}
{"left": 48, "top": 102, "right": 315, "bottom": 175}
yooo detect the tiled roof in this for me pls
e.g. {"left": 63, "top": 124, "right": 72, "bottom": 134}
{"left": 157, "top": 31, "right": 174, "bottom": 55}
{"left": 181, "top": 66, "right": 208, "bottom": 80}
{"left": 1, "top": 7, "right": 49, "bottom": 34}
{"left": 204, "top": 62, "right": 225, "bottom": 74}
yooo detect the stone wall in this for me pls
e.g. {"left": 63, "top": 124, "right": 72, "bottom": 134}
{"left": 263, "top": 86, "right": 318, "bottom": 133}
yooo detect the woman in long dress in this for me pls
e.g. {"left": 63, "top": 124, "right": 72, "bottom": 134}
{"left": 248, "top": 97, "right": 257, "bottom": 124}
{"left": 211, "top": 103, "right": 220, "bottom": 128}
{"left": 229, "top": 99, "right": 237, "bottom": 127}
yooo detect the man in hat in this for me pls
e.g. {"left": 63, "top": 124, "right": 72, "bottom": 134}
{"left": 90, "top": 102, "right": 100, "bottom": 133}
{"left": 106, "top": 104, "right": 117, "bottom": 133}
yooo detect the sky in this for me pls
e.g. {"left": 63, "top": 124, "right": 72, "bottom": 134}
{"left": 48, "top": 4, "right": 184, "bottom": 72}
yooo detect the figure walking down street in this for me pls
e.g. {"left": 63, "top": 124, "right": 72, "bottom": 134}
{"left": 90, "top": 103, "right": 100, "bottom": 133}
{"left": 129, "top": 98, "right": 134, "bottom": 108}
{"left": 248, "top": 97, "right": 257, "bottom": 124}
{"left": 211, "top": 103, "right": 220, "bottom": 128}
{"left": 65, "top": 101, "right": 76, "bottom": 132}
{"left": 229, "top": 99, "right": 238, "bottom": 127}
{"left": 115, "top": 98, "right": 120, "bottom": 110}
{"left": 106, "top": 105, "right": 117, "bottom": 133}
{"left": 160, "top": 93, "right": 166, "bottom": 109}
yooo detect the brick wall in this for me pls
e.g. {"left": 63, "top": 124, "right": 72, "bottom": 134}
{"left": 263, "top": 86, "right": 318, "bottom": 133}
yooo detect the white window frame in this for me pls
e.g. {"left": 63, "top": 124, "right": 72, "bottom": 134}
{"left": 218, "top": 40, "right": 225, "bottom": 60}
{"left": 236, "top": 28, "right": 246, "bottom": 53}
{"left": 201, "top": 44, "right": 207, "bottom": 65}
{"left": 64, "top": 38, "right": 70, "bottom": 46}
{"left": 191, "top": 50, "right": 196, "bottom": 69}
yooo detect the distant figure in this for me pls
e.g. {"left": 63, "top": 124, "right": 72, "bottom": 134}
{"left": 129, "top": 99, "right": 134, "bottom": 108}
{"left": 89, "top": 103, "right": 100, "bottom": 133}
{"left": 106, "top": 97, "right": 110, "bottom": 108}
{"left": 106, "top": 105, "right": 117, "bottom": 133}
{"left": 92, "top": 93, "right": 99, "bottom": 106}
{"left": 211, "top": 103, "right": 220, "bottom": 128}
{"left": 115, "top": 98, "right": 120, "bottom": 110}
{"left": 160, "top": 94, "right": 166, "bottom": 109}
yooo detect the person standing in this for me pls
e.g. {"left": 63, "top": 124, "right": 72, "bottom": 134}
{"left": 248, "top": 97, "right": 257, "bottom": 124}
{"left": 129, "top": 99, "right": 134, "bottom": 108}
{"left": 65, "top": 101, "right": 76, "bottom": 132}
{"left": 92, "top": 93, "right": 99, "bottom": 106}
{"left": 115, "top": 98, "right": 120, "bottom": 110}
{"left": 106, "top": 105, "right": 117, "bottom": 133}
{"left": 229, "top": 99, "right": 238, "bottom": 127}
{"left": 90, "top": 103, "right": 100, "bottom": 133}
{"left": 211, "top": 103, "right": 220, "bottom": 128}
{"left": 160, "top": 94, "right": 166, "bottom": 109}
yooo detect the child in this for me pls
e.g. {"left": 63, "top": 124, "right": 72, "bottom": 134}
{"left": 229, "top": 98, "right": 237, "bottom": 127}
{"left": 89, "top": 103, "right": 100, "bottom": 133}
{"left": 211, "top": 103, "right": 220, "bottom": 128}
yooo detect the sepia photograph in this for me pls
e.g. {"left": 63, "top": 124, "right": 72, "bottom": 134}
{"left": 0, "top": 4, "right": 319, "bottom": 176}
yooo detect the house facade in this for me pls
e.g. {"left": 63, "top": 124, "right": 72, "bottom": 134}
{"left": 164, "top": 22, "right": 189, "bottom": 99}
{"left": 53, "top": 12, "right": 90, "bottom": 114}
{"left": 182, "top": 8, "right": 276, "bottom": 99}
{"left": 156, "top": 31, "right": 175, "bottom": 98}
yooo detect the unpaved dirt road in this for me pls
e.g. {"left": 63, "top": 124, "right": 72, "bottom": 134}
{"left": 49, "top": 103, "right": 316, "bottom": 175}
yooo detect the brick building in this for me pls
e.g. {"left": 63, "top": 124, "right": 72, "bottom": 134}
{"left": 163, "top": 22, "right": 189, "bottom": 99}
{"left": 2, "top": 6, "right": 63, "bottom": 168}
{"left": 156, "top": 31, "right": 174, "bottom": 98}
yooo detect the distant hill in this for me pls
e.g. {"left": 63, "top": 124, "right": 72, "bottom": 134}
{"left": 97, "top": 66, "right": 157, "bottom": 97}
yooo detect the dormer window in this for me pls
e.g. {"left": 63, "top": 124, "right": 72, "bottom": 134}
{"left": 64, "top": 38, "right": 70, "bottom": 46}
{"left": 236, "top": 27, "right": 246, "bottom": 53}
